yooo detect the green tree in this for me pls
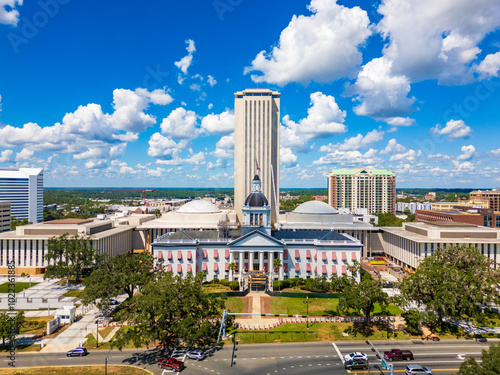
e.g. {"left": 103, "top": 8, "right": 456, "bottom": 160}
{"left": 273, "top": 257, "right": 282, "bottom": 291}
{"left": 113, "top": 272, "right": 225, "bottom": 349}
{"left": 11, "top": 217, "right": 31, "bottom": 230}
{"left": 154, "top": 209, "right": 162, "bottom": 218}
{"left": 401, "top": 309, "right": 424, "bottom": 335}
{"left": 330, "top": 274, "right": 355, "bottom": 293}
{"left": 82, "top": 253, "right": 155, "bottom": 308}
{"left": 338, "top": 277, "right": 389, "bottom": 325}
{"left": 399, "top": 245, "right": 500, "bottom": 327}
{"left": 44, "top": 234, "right": 105, "bottom": 283}
{"left": 458, "top": 342, "right": 500, "bottom": 374}
{"left": 0, "top": 311, "right": 26, "bottom": 346}
{"left": 373, "top": 213, "right": 405, "bottom": 227}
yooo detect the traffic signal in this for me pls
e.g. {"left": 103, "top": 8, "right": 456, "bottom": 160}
{"left": 381, "top": 359, "right": 388, "bottom": 369}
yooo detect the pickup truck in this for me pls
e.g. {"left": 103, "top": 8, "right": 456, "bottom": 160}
{"left": 158, "top": 357, "right": 184, "bottom": 371}
{"left": 383, "top": 349, "right": 414, "bottom": 361}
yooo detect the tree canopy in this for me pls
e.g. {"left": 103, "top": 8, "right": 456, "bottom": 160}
{"left": 458, "top": 342, "right": 500, "bottom": 374}
{"left": 113, "top": 272, "right": 225, "bottom": 349}
{"left": 399, "top": 245, "right": 500, "bottom": 324}
{"left": 82, "top": 253, "right": 155, "bottom": 308}
{"left": 338, "top": 276, "right": 389, "bottom": 325}
{"left": 0, "top": 311, "right": 25, "bottom": 346}
{"left": 45, "top": 234, "right": 105, "bottom": 283}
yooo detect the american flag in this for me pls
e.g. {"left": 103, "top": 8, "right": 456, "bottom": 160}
{"left": 255, "top": 159, "right": 261, "bottom": 172}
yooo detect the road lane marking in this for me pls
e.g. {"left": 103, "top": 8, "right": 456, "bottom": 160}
{"left": 331, "top": 342, "right": 344, "bottom": 364}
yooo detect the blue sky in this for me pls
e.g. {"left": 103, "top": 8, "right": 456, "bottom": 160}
{"left": 0, "top": 0, "right": 499, "bottom": 189}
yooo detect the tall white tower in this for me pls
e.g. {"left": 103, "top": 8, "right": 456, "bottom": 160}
{"left": 234, "top": 89, "right": 280, "bottom": 227}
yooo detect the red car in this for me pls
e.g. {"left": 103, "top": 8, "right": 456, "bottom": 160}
{"left": 158, "top": 357, "right": 184, "bottom": 371}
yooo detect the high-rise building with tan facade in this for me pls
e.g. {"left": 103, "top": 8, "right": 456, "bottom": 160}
{"left": 328, "top": 168, "right": 396, "bottom": 214}
{"left": 234, "top": 89, "right": 280, "bottom": 227}
{"left": 470, "top": 189, "right": 500, "bottom": 212}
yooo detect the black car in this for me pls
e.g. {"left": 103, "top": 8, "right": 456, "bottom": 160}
{"left": 67, "top": 347, "right": 88, "bottom": 357}
{"left": 344, "top": 359, "right": 369, "bottom": 370}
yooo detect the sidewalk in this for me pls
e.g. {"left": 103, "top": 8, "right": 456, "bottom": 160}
{"left": 234, "top": 292, "right": 280, "bottom": 330}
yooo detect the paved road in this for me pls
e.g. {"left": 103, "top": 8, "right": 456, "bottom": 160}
{"left": 3, "top": 340, "right": 496, "bottom": 374}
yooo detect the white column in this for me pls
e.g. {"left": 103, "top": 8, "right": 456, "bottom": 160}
{"left": 249, "top": 251, "right": 254, "bottom": 271}
{"left": 239, "top": 251, "right": 244, "bottom": 279}
{"left": 279, "top": 252, "right": 284, "bottom": 280}
{"left": 259, "top": 252, "right": 264, "bottom": 271}
{"left": 269, "top": 251, "right": 274, "bottom": 277}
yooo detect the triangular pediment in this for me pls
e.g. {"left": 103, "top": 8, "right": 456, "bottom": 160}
{"left": 229, "top": 230, "right": 284, "bottom": 248}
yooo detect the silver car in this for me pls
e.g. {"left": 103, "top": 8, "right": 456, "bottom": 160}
{"left": 186, "top": 349, "right": 206, "bottom": 361}
{"left": 405, "top": 365, "right": 433, "bottom": 375}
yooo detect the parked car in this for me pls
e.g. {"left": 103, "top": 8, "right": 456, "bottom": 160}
{"left": 66, "top": 347, "right": 88, "bottom": 357}
{"left": 405, "top": 364, "right": 433, "bottom": 374}
{"left": 186, "top": 349, "right": 206, "bottom": 361}
{"left": 384, "top": 348, "right": 414, "bottom": 361}
{"left": 171, "top": 348, "right": 188, "bottom": 357}
{"left": 158, "top": 357, "right": 184, "bottom": 371}
{"left": 344, "top": 352, "right": 368, "bottom": 362}
{"left": 344, "top": 359, "right": 369, "bottom": 370}
{"left": 110, "top": 298, "right": 119, "bottom": 305}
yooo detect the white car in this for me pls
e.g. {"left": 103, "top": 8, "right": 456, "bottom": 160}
{"left": 405, "top": 365, "right": 433, "bottom": 374}
{"left": 344, "top": 352, "right": 368, "bottom": 362}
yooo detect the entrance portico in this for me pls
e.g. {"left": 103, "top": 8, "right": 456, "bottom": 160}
{"left": 229, "top": 229, "right": 285, "bottom": 291}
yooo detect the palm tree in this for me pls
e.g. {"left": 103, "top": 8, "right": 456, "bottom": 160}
{"left": 273, "top": 257, "right": 282, "bottom": 292}
{"left": 228, "top": 262, "right": 236, "bottom": 282}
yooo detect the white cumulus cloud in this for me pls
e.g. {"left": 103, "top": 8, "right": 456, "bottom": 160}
{"left": 0, "top": 149, "right": 13, "bottom": 162}
{"left": 346, "top": 57, "right": 416, "bottom": 120}
{"left": 244, "top": 0, "right": 371, "bottom": 85}
{"left": 280, "top": 147, "right": 298, "bottom": 167}
{"left": 175, "top": 39, "right": 196, "bottom": 75}
{"left": 282, "top": 92, "right": 347, "bottom": 147}
{"left": 0, "top": 0, "right": 22, "bottom": 26}
{"left": 201, "top": 109, "right": 234, "bottom": 134}
{"left": 376, "top": 0, "right": 500, "bottom": 85}
{"left": 456, "top": 145, "right": 477, "bottom": 161}
{"left": 476, "top": 51, "right": 500, "bottom": 78}
{"left": 319, "top": 130, "right": 384, "bottom": 152}
{"left": 431, "top": 119, "right": 471, "bottom": 141}
{"left": 160, "top": 107, "right": 200, "bottom": 140}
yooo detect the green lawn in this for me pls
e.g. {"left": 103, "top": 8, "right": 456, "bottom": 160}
{"left": 229, "top": 322, "right": 412, "bottom": 344}
{"left": 225, "top": 297, "right": 243, "bottom": 313}
{"left": 0, "top": 282, "right": 39, "bottom": 293}
{"left": 271, "top": 296, "right": 403, "bottom": 316}
{"left": 63, "top": 289, "right": 85, "bottom": 299}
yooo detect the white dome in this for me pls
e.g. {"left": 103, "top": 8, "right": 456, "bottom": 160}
{"left": 293, "top": 201, "right": 338, "bottom": 214}
{"left": 177, "top": 200, "right": 221, "bottom": 214}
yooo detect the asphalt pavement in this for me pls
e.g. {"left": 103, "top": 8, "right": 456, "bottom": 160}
{"left": 3, "top": 339, "right": 497, "bottom": 375}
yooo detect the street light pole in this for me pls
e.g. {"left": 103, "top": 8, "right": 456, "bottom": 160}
{"left": 303, "top": 296, "right": 311, "bottom": 329}
{"left": 96, "top": 320, "right": 99, "bottom": 348}
{"left": 105, "top": 339, "right": 116, "bottom": 375}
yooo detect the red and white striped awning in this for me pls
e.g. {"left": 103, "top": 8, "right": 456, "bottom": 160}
{"left": 214, "top": 249, "right": 219, "bottom": 258}
{"left": 187, "top": 264, "right": 192, "bottom": 273}
{"left": 187, "top": 251, "right": 192, "bottom": 260}
{"left": 322, "top": 265, "right": 327, "bottom": 274}
{"left": 167, "top": 251, "right": 172, "bottom": 260}
{"left": 214, "top": 263, "right": 218, "bottom": 271}
{"left": 157, "top": 251, "right": 163, "bottom": 259}
{"left": 177, "top": 265, "right": 182, "bottom": 273}
{"left": 342, "top": 252, "right": 347, "bottom": 261}
{"left": 177, "top": 252, "right": 182, "bottom": 260}
{"left": 295, "top": 263, "right": 300, "bottom": 272}
{"left": 202, "top": 263, "right": 207, "bottom": 271}
{"left": 295, "top": 250, "right": 300, "bottom": 258}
